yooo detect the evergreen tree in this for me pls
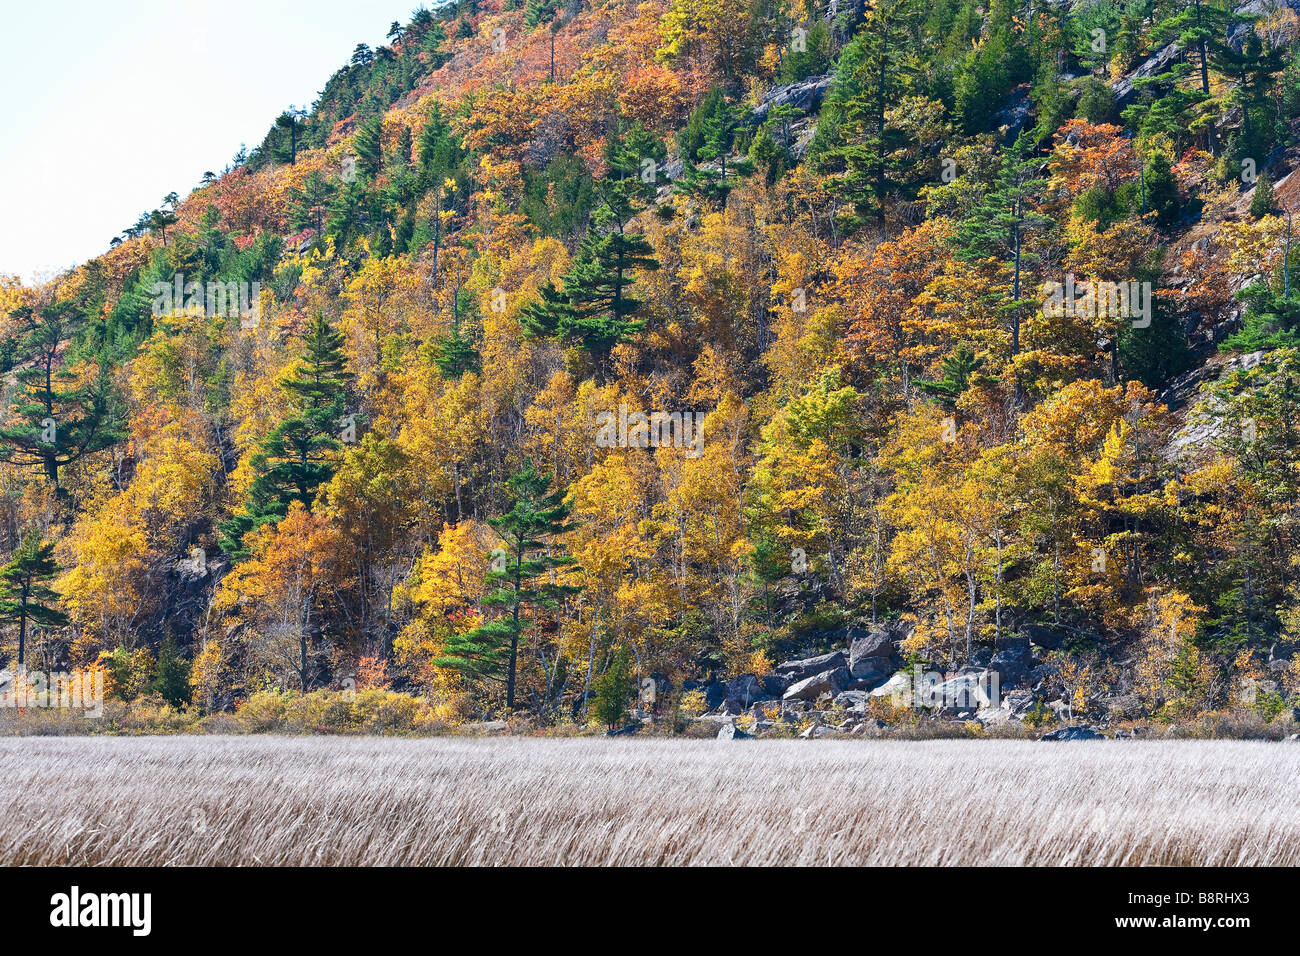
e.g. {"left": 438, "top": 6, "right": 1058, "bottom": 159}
{"left": 433, "top": 313, "right": 481, "bottom": 378}
{"left": 0, "top": 529, "right": 68, "bottom": 672}
{"left": 435, "top": 462, "right": 578, "bottom": 712}
{"left": 1250, "top": 172, "right": 1276, "bottom": 220}
{"left": 219, "top": 313, "right": 351, "bottom": 559}
{"left": 0, "top": 302, "right": 125, "bottom": 494}
{"left": 952, "top": 134, "right": 1053, "bottom": 361}
{"left": 592, "top": 646, "right": 632, "bottom": 730}
{"left": 519, "top": 144, "right": 659, "bottom": 383}
{"left": 827, "top": 0, "right": 926, "bottom": 227}
{"left": 674, "top": 96, "right": 752, "bottom": 206}
{"left": 524, "top": 0, "right": 557, "bottom": 28}
{"left": 914, "top": 343, "right": 988, "bottom": 406}
{"left": 149, "top": 636, "right": 192, "bottom": 707}
{"left": 353, "top": 116, "right": 384, "bottom": 178}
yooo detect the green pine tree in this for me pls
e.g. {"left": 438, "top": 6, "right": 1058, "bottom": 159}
{"left": 592, "top": 646, "right": 632, "bottom": 730}
{"left": 952, "top": 134, "right": 1053, "bottom": 362}
{"left": 0, "top": 302, "right": 125, "bottom": 494}
{"left": 0, "top": 529, "right": 68, "bottom": 672}
{"left": 219, "top": 312, "right": 352, "bottom": 559}
{"left": 435, "top": 461, "right": 579, "bottom": 712}
{"left": 433, "top": 313, "right": 481, "bottom": 378}
{"left": 519, "top": 143, "right": 659, "bottom": 383}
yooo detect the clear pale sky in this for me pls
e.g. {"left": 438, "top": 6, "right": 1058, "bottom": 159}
{"left": 0, "top": 0, "right": 421, "bottom": 283}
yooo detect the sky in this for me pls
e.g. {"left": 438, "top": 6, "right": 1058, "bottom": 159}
{"left": 0, "top": 0, "right": 421, "bottom": 283}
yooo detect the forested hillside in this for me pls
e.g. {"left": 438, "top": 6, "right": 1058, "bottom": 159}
{"left": 4, "top": 0, "right": 1300, "bottom": 733}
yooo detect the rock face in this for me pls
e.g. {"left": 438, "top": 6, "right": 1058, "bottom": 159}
{"left": 1041, "top": 725, "right": 1106, "bottom": 741}
{"left": 776, "top": 651, "right": 848, "bottom": 683}
{"left": 989, "top": 637, "right": 1033, "bottom": 687}
{"left": 1111, "top": 41, "right": 1181, "bottom": 106}
{"left": 783, "top": 666, "right": 852, "bottom": 701}
{"left": 725, "top": 673, "right": 767, "bottom": 709}
{"left": 751, "top": 74, "right": 833, "bottom": 122}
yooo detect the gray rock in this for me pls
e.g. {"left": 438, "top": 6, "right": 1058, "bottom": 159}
{"left": 717, "top": 722, "right": 752, "bottom": 741}
{"left": 725, "top": 673, "right": 768, "bottom": 709}
{"left": 844, "top": 664, "right": 894, "bottom": 692}
{"left": 776, "top": 651, "right": 848, "bottom": 683}
{"left": 848, "top": 629, "right": 900, "bottom": 679}
{"left": 1111, "top": 41, "right": 1181, "bottom": 106}
{"left": 921, "top": 670, "right": 1000, "bottom": 714}
{"left": 760, "top": 672, "right": 791, "bottom": 697}
{"left": 989, "top": 643, "right": 1033, "bottom": 687}
{"left": 869, "top": 671, "right": 912, "bottom": 701}
{"left": 1099, "top": 694, "right": 1142, "bottom": 719}
{"left": 751, "top": 74, "right": 833, "bottom": 122}
{"left": 783, "top": 666, "right": 852, "bottom": 702}
{"left": 1041, "top": 725, "right": 1106, "bottom": 741}
{"left": 832, "top": 690, "right": 872, "bottom": 713}
{"left": 1022, "top": 624, "right": 1066, "bottom": 651}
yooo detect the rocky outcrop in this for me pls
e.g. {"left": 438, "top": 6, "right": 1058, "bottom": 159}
{"left": 783, "top": 666, "right": 852, "bottom": 702}
{"left": 1111, "top": 41, "right": 1181, "bottom": 107}
{"left": 775, "top": 651, "right": 848, "bottom": 683}
{"left": 752, "top": 74, "right": 834, "bottom": 122}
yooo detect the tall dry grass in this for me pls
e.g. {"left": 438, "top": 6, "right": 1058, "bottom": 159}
{"left": 2, "top": 737, "right": 1296, "bottom": 865}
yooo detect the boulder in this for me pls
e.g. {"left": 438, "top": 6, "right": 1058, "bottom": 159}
{"left": 716, "top": 721, "right": 752, "bottom": 741}
{"left": 799, "top": 721, "right": 839, "bottom": 739}
{"left": 760, "top": 672, "right": 791, "bottom": 697}
{"left": 1099, "top": 694, "right": 1142, "bottom": 720}
{"left": 844, "top": 665, "right": 894, "bottom": 692}
{"left": 918, "top": 670, "right": 1000, "bottom": 714}
{"left": 848, "top": 628, "right": 900, "bottom": 678}
{"left": 869, "top": 671, "right": 912, "bottom": 701}
{"left": 702, "top": 682, "right": 727, "bottom": 712}
{"left": 725, "top": 673, "right": 768, "bottom": 709}
{"left": 989, "top": 643, "right": 1033, "bottom": 687}
{"left": 776, "top": 651, "right": 848, "bottom": 683}
{"left": 1041, "top": 725, "right": 1106, "bottom": 741}
{"left": 783, "top": 666, "right": 852, "bottom": 702}
{"left": 1022, "top": 624, "right": 1066, "bottom": 651}
{"left": 751, "top": 74, "right": 833, "bottom": 122}
{"left": 832, "top": 690, "right": 872, "bottom": 713}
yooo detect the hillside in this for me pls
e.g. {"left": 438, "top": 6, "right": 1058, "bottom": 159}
{"left": 3, "top": 0, "right": 1300, "bottom": 736}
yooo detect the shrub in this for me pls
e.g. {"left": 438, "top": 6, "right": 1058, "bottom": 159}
{"left": 238, "top": 690, "right": 289, "bottom": 732}
{"left": 355, "top": 688, "right": 421, "bottom": 733}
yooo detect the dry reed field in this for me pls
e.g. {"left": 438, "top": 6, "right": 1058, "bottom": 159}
{"left": 2, "top": 736, "right": 1296, "bottom": 866}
